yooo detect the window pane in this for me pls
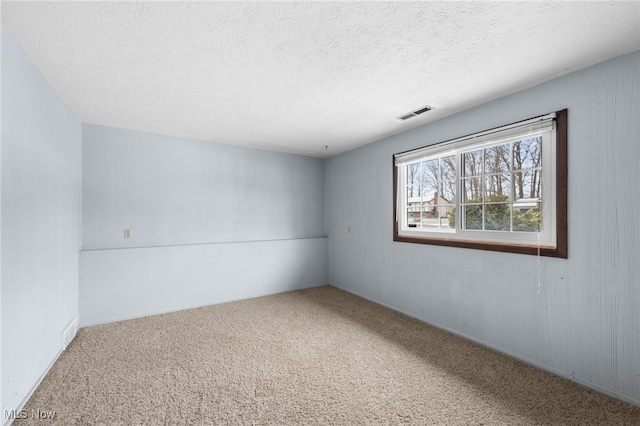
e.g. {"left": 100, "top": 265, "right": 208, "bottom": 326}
{"left": 441, "top": 155, "right": 456, "bottom": 180}
{"left": 421, "top": 202, "right": 439, "bottom": 229}
{"left": 423, "top": 180, "right": 438, "bottom": 200}
{"left": 422, "top": 159, "right": 439, "bottom": 183}
{"left": 438, "top": 204, "right": 456, "bottom": 229}
{"left": 463, "top": 178, "right": 483, "bottom": 203}
{"left": 484, "top": 144, "right": 510, "bottom": 174}
{"left": 513, "top": 170, "right": 542, "bottom": 200}
{"left": 485, "top": 203, "right": 511, "bottom": 231}
{"left": 406, "top": 185, "right": 422, "bottom": 200}
{"left": 440, "top": 204, "right": 456, "bottom": 230}
{"left": 512, "top": 206, "right": 542, "bottom": 232}
{"left": 406, "top": 163, "right": 421, "bottom": 186}
{"left": 463, "top": 205, "right": 483, "bottom": 230}
{"left": 513, "top": 137, "right": 542, "bottom": 171}
{"left": 484, "top": 174, "right": 511, "bottom": 201}
{"left": 406, "top": 207, "right": 421, "bottom": 227}
{"left": 463, "top": 150, "right": 482, "bottom": 177}
{"left": 441, "top": 180, "right": 456, "bottom": 203}
{"left": 422, "top": 206, "right": 455, "bottom": 229}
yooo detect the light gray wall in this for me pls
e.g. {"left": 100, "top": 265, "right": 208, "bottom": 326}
{"left": 0, "top": 26, "right": 4, "bottom": 422}
{"left": 326, "top": 51, "right": 640, "bottom": 405}
{"left": 1, "top": 28, "right": 82, "bottom": 421}
{"left": 82, "top": 124, "right": 325, "bottom": 249}
{"left": 80, "top": 124, "right": 328, "bottom": 325}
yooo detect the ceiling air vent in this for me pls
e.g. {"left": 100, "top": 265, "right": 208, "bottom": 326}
{"left": 396, "top": 105, "right": 434, "bottom": 121}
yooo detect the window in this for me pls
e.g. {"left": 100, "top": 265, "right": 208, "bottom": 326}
{"left": 393, "top": 109, "right": 567, "bottom": 258}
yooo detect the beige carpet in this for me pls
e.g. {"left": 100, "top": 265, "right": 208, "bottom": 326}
{"left": 15, "top": 286, "right": 640, "bottom": 425}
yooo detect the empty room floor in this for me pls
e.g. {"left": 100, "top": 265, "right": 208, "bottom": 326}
{"left": 15, "top": 286, "right": 640, "bottom": 425}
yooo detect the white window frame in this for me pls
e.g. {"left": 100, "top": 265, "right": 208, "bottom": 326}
{"left": 393, "top": 110, "right": 567, "bottom": 257}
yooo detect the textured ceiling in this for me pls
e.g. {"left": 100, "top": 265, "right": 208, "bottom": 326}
{"left": 2, "top": 2, "right": 639, "bottom": 157}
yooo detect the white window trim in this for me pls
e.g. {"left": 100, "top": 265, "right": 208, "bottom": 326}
{"left": 393, "top": 111, "right": 566, "bottom": 255}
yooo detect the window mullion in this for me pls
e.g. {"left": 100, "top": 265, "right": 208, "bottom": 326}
{"left": 481, "top": 148, "right": 485, "bottom": 231}
{"left": 456, "top": 151, "right": 462, "bottom": 231}
{"left": 509, "top": 141, "right": 514, "bottom": 232}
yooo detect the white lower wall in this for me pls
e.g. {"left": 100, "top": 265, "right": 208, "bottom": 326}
{"left": 80, "top": 237, "right": 328, "bottom": 326}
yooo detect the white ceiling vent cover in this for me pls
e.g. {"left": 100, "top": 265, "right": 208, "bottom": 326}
{"left": 396, "top": 105, "right": 435, "bottom": 121}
